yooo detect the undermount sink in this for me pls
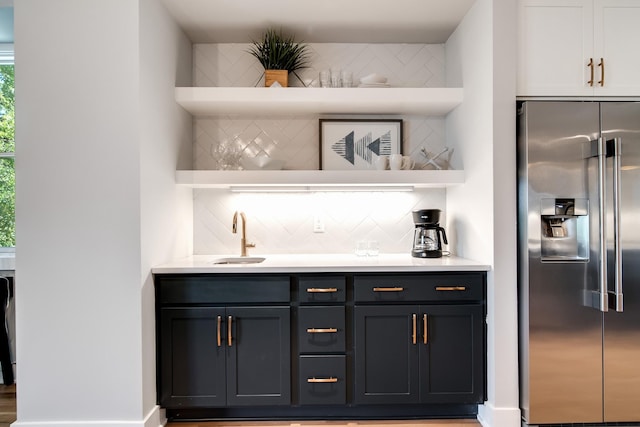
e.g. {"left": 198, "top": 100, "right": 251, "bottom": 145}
{"left": 212, "top": 256, "right": 266, "bottom": 265}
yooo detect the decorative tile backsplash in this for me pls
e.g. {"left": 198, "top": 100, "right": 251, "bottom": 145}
{"left": 194, "top": 189, "right": 447, "bottom": 255}
{"left": 190, "top": 42, "right": 452, "bottom": 255}
{"left": 194, "top": 115, "right": 448, "bottom": 171}
{"left": 192, "top": 42, "right": 451, "bottom": 171}
{"left": 193, "top": 43, "right": 445, "bottom": 89}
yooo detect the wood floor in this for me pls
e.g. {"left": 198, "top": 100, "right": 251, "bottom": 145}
{"left": 0, "top": 388, "right": 478, "bottom": 427}
{"left": 0, "top": 384, "right": 16, "bottom": 427}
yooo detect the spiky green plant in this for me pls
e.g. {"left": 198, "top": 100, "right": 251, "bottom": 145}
{"left": 248, "top": 29, "right": 310, "bottom": 83}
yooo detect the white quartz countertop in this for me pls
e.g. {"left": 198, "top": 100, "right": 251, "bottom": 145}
{"left": 152, "top": 253, "right": 490, "bottom": 274}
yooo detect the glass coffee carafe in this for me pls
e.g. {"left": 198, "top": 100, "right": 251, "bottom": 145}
{"left": 411, "top": 209, "right": 448, "bottom": 258}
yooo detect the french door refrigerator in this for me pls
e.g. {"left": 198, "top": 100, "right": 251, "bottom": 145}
{"left": 517, "top": 101, "right": 640, "bottom": 425}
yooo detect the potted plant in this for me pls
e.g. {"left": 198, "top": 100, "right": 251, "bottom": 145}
{"left": 248, "top": 29, "right": 311, "bottom": 87}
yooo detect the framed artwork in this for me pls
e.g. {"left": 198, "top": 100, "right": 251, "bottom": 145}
{"left": 319, "top": 119, "right": 403, "bottom": 170}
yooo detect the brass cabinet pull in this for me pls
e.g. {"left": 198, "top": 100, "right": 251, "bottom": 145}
{"left": 423, "top": 314, "right": 428, "bottom": 344}
{"left": 587, "top": 57, "right": 595, "bottom": 86}
{"left": 373, "top": 287, "right": 404, "bottom": 292}
{"left": 412, "top": 314, "right": 417, "bottom": 345}
{"left": 216, "top": 315, "right": 222, "bottom": 347}
{"left": 306, "top": 287, "right": 338, "bottom": 293}
{"left": 598, "top": 57, "right": 605, "bottom": 87}
{"left": 435, "top": 286, "right": 467, "bottom": 291}
{"left": 307, "top": 377, "right": 338, "bottom": 383}
{"left": 307, "top": 328, "right": 338, "bottom": 333}
{"left": 227, "top": 315, "right": 232, "bottom": 347}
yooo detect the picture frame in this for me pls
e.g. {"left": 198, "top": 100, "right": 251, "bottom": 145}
{"left": 319, "top": 119, "right": 403, "bottom": 170}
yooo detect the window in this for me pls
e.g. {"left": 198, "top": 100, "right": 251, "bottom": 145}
{"left": 0, "top": 43, "right": 14, "bottom": 249}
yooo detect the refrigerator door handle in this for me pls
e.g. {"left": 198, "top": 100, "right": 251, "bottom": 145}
{"left": 611, "top": 137, "right": 623, "bottom": 312}
{"left": 597, "top": 137, "right": 609, "bottom": 313}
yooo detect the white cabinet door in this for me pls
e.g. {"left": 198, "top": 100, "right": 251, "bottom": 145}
{"left": 594, "top": 0, "right": 640, "bottom": 96}
{"left": 518, "top": 0, "right": 640, "bottom": 97}
{"left": 518, "top": 0, "right": 594, "bottom": 96}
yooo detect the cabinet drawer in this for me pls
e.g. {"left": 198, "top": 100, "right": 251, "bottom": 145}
{"left": 298, "top": 306, "right": 345, "bottom": 353}
{"left": 298, "top": 276, "right": 346, "bottom": 303}
{"left": 353, "top": 273, "right": 484, "bottom": 302}
{"left": 299, "top": 355, "right": 346, "bottom": 405}
{"left": 156, "top": 275, "right": 290, "bottom": 304}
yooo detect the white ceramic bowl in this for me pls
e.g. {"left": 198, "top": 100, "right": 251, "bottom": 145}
{"left": 240, "top": 156, "right": 285, "bottom": 170}
{"left": 360, "top": 73, "right": 388, "bottom": 84}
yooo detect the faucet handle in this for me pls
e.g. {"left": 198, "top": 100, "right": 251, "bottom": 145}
{"left": 246, "top": 242, "right": 256, "bottom": 249}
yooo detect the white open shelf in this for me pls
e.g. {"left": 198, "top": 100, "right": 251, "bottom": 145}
{"left": 175, "top": 87, "right": 463, "bottom": 116}
{"left": 176, "top": 170, "right": 465, "bottom": 190}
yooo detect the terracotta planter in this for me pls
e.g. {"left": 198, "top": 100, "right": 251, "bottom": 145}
{"left": 265, "top": 70, "right": 288, "bottom": 87}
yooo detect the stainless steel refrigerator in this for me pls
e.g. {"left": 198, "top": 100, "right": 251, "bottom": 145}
{"left": 517, "top": 101, "right": 640, "bottom": 425}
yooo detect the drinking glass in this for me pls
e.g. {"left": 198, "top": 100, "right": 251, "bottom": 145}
{"left": 341, "top": 70, "right": 353, "bottom": 88}
{"left": 355, "top": 240, "right": 368, "bottom": 257}
{"left": 330, "top": 68, "right": 342, "bottom": 88}
{"left": 319, "top": 70, "right": 330, "bottom": 88}
{"left": 367, "top": 240, "right": 380, "bottom": 256}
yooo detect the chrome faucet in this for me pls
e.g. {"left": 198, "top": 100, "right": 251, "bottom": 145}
{"left": 232, "top": 211, "right": 255, "bottom": 257}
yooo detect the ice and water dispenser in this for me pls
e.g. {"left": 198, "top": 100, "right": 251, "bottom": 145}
{"left": 540, "top": 198, "right": 589, "bottom": 261}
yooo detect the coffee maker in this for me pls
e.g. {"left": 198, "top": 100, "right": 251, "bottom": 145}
{"left": 411, "top": 209, "right": 448, "bottom": 258}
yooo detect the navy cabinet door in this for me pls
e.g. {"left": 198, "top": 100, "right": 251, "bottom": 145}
{"left": 419, "top": 304, "right": 485, "bottom": 404}
{"left": 353, "top": 305, "right": 420, "bottom": 404}
{"left": 159, "top": 307, "right": 226, "bottom": 408}
{"left": 226, "top": 306, "right": 291, "bottom": 406}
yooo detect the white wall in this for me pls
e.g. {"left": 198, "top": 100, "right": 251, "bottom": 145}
{"left": 139, "top": 0, "right": 192, "bottom": 421}
{"left": 14, "top": 0, "right": 191, "bottom": 425}
{"left": 446, "top": 1, "right": 520, "bottom": 427}
{"left": 15, "top": 0, "right": 142, "bottom": 423}
{"left": 485, "top": 1, "right": 519, "bottom": 427}
{"left": 445, "top": 0, "right": 495, "bottom": 262}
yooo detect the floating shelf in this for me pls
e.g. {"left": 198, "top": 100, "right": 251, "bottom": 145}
{"left": 175, "top": 87, "right": 463, "bottom": 116}
{"left": 176, "top": 170, "right": 465, "bottom": 190}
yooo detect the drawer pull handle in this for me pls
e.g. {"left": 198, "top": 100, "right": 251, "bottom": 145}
{"left": 412, "top": 313, "right": 417, "bottom": 345}
{"left": 307, "top": 328, "right": 338, "bottom": 333}
{"left": 216, "top": 315, "right": 222, "bottom": 347}
{"left": 373, "top": 287, "right": 404, "bottom": 292}
{"left": 435, "top": 286, "right": 467, "bottom": 291}
{"left": 307, "top": 377, "right": 338, "bottom": 383}
{"left": 227, "top": 315, "right": 232, "bottom": 347}
{"left": 306, "top": 288, "right": 338, "bottom": 293}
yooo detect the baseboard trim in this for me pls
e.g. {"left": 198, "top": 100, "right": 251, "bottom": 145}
{"left": 478, "top": 401, "right": 521, "bottom": 427}
{"left": 144, "top": 405, "right": 167, "bottom": 427}
{"left": 11, "top": 405, "right": 167, "bottom": 427}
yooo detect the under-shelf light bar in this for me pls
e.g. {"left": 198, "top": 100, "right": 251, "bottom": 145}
{"left": 229, "top": 185, "right": 415, "bottom": 193}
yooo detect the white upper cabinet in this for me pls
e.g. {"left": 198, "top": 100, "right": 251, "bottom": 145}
{"left": 518, "top": 0, "right": 593, "bottom": 96}
{"left": 518, "top": 0, "right": 640, "bottom": 97}
{"left": 594, "top": 0, "right": 640, "bottom": 96}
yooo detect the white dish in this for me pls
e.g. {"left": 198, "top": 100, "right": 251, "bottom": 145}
{"left": 360, "top": 73, "right": 388, "bottom": 84}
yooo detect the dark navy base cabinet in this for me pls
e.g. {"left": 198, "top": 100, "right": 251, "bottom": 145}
{"left": 354, "top": 304, "right": 484, "bottom": 405}
{"left": 155, "top": 271, "right": 486, "bottom": 420}
{"left": 156, "top": 275, "right": 291, "bottom": 409}
{"left": 159, "top": 307, "right": 226, "bottom": 408}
